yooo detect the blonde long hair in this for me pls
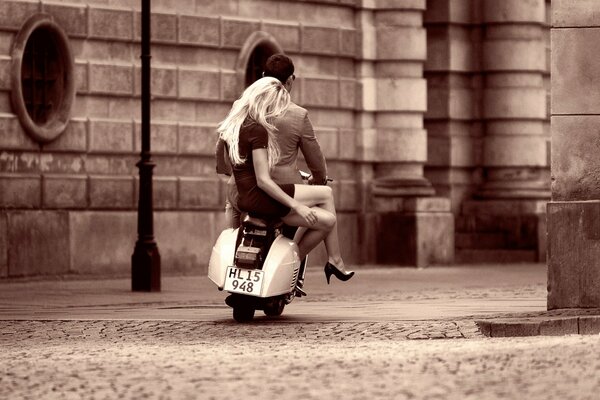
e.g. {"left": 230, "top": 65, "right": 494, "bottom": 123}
{"left": 217, "top": 77, "right": 290, "bottom": 169}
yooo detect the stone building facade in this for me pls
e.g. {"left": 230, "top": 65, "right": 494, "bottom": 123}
{"left": 0, "top": 0, "right": 551, "bottom": 279}
{"left": 549, "top": 0, "right": 600, "bottom": 309}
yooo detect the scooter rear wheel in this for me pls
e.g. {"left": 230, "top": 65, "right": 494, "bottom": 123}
{"left": 263, "top": 299, "right": 285, "bottom": 317}
{"left": 233, "top": 307, "right": 255, "bottom": 322}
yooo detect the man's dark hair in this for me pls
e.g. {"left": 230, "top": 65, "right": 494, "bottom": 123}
{"left": 263, "top": 54, "right": 294, "bottom": 84}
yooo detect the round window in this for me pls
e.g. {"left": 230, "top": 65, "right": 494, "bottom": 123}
{"left": 11, "top": 14, "right": 75, "bottom": 143}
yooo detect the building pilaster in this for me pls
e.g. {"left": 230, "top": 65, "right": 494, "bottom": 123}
{"left": 357, "top": 0, "right": 453, "bottom": 266}
{"left": 479, "top": 0, "right": 549, "bottom": 199}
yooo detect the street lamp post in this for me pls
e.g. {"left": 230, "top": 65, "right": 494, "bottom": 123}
{"left": 131, "top": 0, "right": 161, "bottom": 291}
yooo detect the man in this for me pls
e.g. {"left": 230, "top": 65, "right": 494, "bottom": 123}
{"left": 262, "top": 54, "right": 328, "bottom": 187}
{"left": 217, "top": 53, "right": 327, "bottom": 294}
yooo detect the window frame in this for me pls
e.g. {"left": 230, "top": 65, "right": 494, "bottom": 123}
{"left": 235, "top": 31, "right": 284, "bottom": 90}
{"left": 10, "top": 14, "right": 75, "bottom": 143}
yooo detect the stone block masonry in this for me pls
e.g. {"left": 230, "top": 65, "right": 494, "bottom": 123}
{"left": 0, "top": 0, "right": 365, "bottom": 278}
{"left": 0, "top": 175, "right": 41, "bottom": 209}
{"left": 0, "top": 1, "right": 40, "bottom": 31}
{"left": 0, "top": 212, "right": 6, "bottom": 278}
{"left": 549, "top": 0, "right": 600, "bottom": 308}
{"left": 88, "top": 176, "right": 135, "bottom": 209}
{"left": 0, "top": 115, "right": 38, "bottom": 150}
{"left": 42, "top": 175, "right": 88, "bottom": 209}
{"left": 0, "top": 0, "right": 550, "bottom": 277}
{"left": 41, "top": 3, "right": 87, "bottom": 38}
{"left": 134, "top": 176, "right": 178, "bottom": 210}
{"left": 68, "top": 211, "right": 136, "bottom": 276}
{"left": 88, "top": 7, "right": 134, "bottom": 41}
{"left": 7, "top": 211, "right": 70, "bottom": 277}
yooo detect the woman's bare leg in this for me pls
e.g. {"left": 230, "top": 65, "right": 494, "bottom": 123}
{"left": 311, "top": 187, "right": 345, "bottom": 270}
{"left": 293, "top": 226, "right": 307, "bottom": 243}
{"left": 282, "top": 185, "right": 349, "bottom": 271}
{"left": 282, "top": 207, "right": 333, "bottom": 259}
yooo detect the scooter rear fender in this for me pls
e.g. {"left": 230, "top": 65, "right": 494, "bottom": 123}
{"left": 208, "top": 228, "right": 238, "bottom": 288}
{"left": 260, "top": 236, "right": 301, "bottom": 297}
{"left": 208, "top": 227, "right": 301, "bottom": 297}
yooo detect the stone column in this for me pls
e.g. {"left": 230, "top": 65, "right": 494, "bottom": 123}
{"left": 549, "top": 1, "right": 600, "bottom": 309}
{"left": 424, "top": 0, "right": 482, "bottom": 214}
{"left": 357, "top": 0, "right": 454, "bottom": 267}
{"left": 453, "top": 0, "right": 549, "bottom": 264}
{"left": 479, "top": 0, "right": 548, "bottom": 199}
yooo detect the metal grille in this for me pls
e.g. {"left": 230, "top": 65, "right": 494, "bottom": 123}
{"left": 290, "top": 266, "right": 299, "bottom": 291}
{"left": 21, "top": 28, "right": 63, "bottom": 125}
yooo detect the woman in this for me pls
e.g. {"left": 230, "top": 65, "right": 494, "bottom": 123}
{"left": 217, "top": 77, "right": 353, "bottom": 283}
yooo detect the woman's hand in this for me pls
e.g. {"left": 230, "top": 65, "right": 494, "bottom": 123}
{"left": 293, "top": 203, "right": 318, "bottom": 226}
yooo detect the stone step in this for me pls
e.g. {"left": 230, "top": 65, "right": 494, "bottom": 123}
{"left": 456, "top": 249, "right": 538, "bottom": 264}
{"left": 455, "top": 232, "right": 507, "bottom": 249}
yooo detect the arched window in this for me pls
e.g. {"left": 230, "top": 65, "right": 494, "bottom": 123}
{"left": 236, "top": 32, "right": 283, "bottom": 89}
{"left": 11, "top": 14, "right": 75, "bottom": 143}
{"left": 245, "top": 42, "right": 276, "bottom": 87}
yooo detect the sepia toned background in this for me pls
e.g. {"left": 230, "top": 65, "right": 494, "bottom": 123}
{"left": 0, "top": 0, "right": 553, "bottom": 279}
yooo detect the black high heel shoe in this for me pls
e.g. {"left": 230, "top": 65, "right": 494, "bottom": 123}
{"left": 324, "top": 262, "right": 354, "bottom": 284}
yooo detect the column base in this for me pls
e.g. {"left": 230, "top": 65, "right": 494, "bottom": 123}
{"left": 548, "top": 201, "right": 600, "bottom": 310}
{"left": 458, "top": 199, "right": 547, "bottom": 263}
{"left": 476, "top": 188, "right": 551, "bottom": 199}
{"left": 361, "top": 197, "right": 454, "bottom": 267}
{"left": 372, "top": 176, "right": 435, "bottom": 198}
{"left": 475, "top": 172, "right": 551, "bottom": 200}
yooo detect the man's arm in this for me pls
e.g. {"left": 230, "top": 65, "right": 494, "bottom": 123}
{"left": 298, "top": 113, "right": 327, "bottom": 184}
{"left": 215, "top": 138, "right": 232, "bottom": 176}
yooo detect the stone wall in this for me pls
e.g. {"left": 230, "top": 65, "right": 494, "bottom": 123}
{"left": 424, "top": 0, "right": 483, "bottom": 214}
{"left": 549, "top": 0, "right": 600, "bottom": 309}
{"left": 0, "top": 0, "right": 360, "bottom": 278}
{"left": 424, "top": 0, "right": 551, "bottom": 264}
{"left": 0, "top": 0, "right": 552, "bottom": 279}
{"left": 424, "top": 0, "right": 551, "bottom": 210}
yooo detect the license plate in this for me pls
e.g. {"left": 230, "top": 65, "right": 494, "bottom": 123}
{"left": 224, "top": 266, "right": 264, "bottom": 296}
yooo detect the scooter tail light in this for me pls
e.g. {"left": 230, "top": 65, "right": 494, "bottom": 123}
{"left": 235, "top": 246, "right": 262, "bottom": 268}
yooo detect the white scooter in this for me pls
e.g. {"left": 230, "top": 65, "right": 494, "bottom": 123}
{"left": 208, "top": 171, "right": 321, "bottom": 322}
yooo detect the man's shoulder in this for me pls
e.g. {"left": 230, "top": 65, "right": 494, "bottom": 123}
{"left": 286, "top": 102, "right": 308, "bottom": 118}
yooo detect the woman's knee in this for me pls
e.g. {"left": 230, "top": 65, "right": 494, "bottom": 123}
{"left": 317, "top": 185, "right": 333, "bottom": 203}
{"left": 319, "top": 210, "right": 336, "bottom": 230}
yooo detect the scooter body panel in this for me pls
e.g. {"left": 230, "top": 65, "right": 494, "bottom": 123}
{"left": 208, "top": 228, "right": 238, "bottom": 288}
{"left": 208, "top": 228, "right": 301, "bottom": 298}
{"left": 260, "top": 236, "right": 301, "bottom": 297}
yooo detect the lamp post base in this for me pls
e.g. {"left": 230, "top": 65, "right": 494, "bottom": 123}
{"left": 131, "top": 240, "right": 161, "bottom": 292}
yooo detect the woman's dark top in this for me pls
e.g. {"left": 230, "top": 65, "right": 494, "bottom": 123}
{"left": 232, "top": 119, "right": 295, "bottom": 219}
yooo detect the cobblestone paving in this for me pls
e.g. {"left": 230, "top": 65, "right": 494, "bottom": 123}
{"left": 2, "top": 320, "right": 600, "bottom": 400}
{"left": 0, "top": 319, "right": 484, "bottom": 344}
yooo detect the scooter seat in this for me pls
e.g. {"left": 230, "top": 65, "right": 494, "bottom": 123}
{"left": 244, "top": 215, "right": 283, "bottom": 229}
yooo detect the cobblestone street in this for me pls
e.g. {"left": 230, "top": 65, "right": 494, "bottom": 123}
{"left": 2, "top": 320, "right": 599, "bottom": 400}
{"left": 2, "top": 265, "right": 598, "bottom": 399}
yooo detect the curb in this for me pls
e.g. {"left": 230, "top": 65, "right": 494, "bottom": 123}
{"left": 476, "top": 315, "right": 600, "bottom": 337}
